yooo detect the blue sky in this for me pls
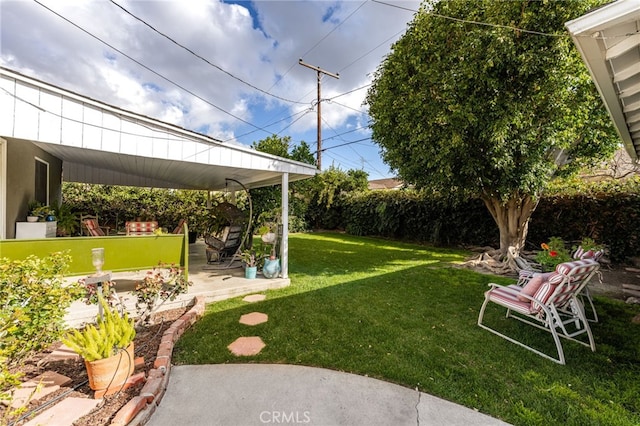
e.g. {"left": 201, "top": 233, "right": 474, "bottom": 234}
{"left": 0, "top": 0, "right": 421, "bottom": 180}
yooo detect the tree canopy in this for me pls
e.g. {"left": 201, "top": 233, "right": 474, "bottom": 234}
{"left": 366, "top": 0, "right": 618, "bottom": 257}
{"left": 367, "top": 0, "right": 617, "bottom": 199}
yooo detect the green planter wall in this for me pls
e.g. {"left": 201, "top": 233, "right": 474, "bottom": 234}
{"left": 0, "top": 233, "right": 188, "bottom": 277}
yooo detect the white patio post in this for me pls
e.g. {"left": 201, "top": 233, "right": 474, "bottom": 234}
{"left": 280, "top": 172, "right": 289, "bottom": 279}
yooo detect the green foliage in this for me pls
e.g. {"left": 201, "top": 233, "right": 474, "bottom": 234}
{"left": 51, "top": 200, "right": 78, "bottom": 236}
{"left": 1, "top": 252, "right": 83, "bottom": 405}
{"left": 133, "top": 264, "right": 192, "bottom": 325}
{"left": 304, "top": 166, "right": 370, "bottom": 229}
{"left": 30, "top": 204, "right": 54, "bottom": 220}
{"left": 240, "top": 249, "right": 258, "bottom": 267}
{"left": 0, "top": 252, "right": 83, "bottom": 366}
{"left": 249, "top": 135, "right": 316, "bottom": 233}
{"left": 528, "top": 178, "right": 640, "bottom": 262}
{"left": 174, "top": 233, "right": 640, "bottom": 425}
{"left": 366, "top": 0, "right": 617, "bottom": 251}
{"left": 310, "top": 177, "right": 639, "bottom": 263}
{"left": 80, "top": 279, "right": 117, "bottom": 306}
{"left": 62, "top": 298, "right": 136, "bottom": 361}
{"left": 62, "top": 183, "right": 213, "bottom": 235}
{"left": 535, "top": 237, "right": 572, "bottom": 271}
{"left": 367, "top": 0, "right": 616, "bottom": 199}
{"left": 340, "top": 189, "right": 497, "bottom": 246}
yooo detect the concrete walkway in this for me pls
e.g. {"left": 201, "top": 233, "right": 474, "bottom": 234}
{"left": 62, "top": 241, "right": 510, "bottom": 425}
{"left": 148, "top": 364, "right": 510, "bottom": 426}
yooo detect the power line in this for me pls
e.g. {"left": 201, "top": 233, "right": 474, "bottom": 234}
{"left": 107, "top": 0, "right": 305, "bottom": 105}
{"left": 327, "top": 99, "right": 368, "bottom": 116}
{"left": 223, "top": 108, "right": 311, "bottom": 143}
{"left": 32, "top": 0, "right": 274, "bottom": 137}
{"left": 300, "top": 0, "right": 368, "bottom": 59}
{"left": 267, "top": 1, "right": 367, "bottom": 97}
{"left": 316, "top": 137, "right": 372, "bottom": 153}
{"left": 371, "top": 0, "right": 567, "bottom": 38}
{"left": 338, "top": 27, "right": 406, "bottom": 74}
{"left": 330, "top": 84, "right": 371, "bottom": 100}
{"left": 323, "top": 126, "right": 367, "bottom": 140}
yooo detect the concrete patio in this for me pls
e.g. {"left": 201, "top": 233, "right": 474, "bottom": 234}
{"left": 64, "top": 239, "right": 289, "bottom": 327}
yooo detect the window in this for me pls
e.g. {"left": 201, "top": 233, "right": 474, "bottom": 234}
{"left": 34, "top": 157, "right": 49, "bottom": 205}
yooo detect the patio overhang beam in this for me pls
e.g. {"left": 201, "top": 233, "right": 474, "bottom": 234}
{"left": 566, "top": 0, "right": 640, "bottom": 162}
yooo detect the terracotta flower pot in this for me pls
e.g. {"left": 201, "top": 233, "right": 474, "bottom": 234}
{"left": 84, "top": 343, "right": 135, "bottom": 392}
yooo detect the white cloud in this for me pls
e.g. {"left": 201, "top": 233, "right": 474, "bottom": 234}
{"left": 0, "top": 0, "right": 420, "bottom": 179}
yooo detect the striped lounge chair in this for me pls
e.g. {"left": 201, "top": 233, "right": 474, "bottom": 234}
{"left": 83, "top": 217, "right": 107, "bottom": 236}
{"left": 477, "top": 259, "right": 600, "bottom": 365}
{"left": 125, "top": 221, "right": 158, "bottom": 236}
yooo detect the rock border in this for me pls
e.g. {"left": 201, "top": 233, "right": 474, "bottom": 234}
{"left": 110, "top": 296, "right": 206, "bottom": 426}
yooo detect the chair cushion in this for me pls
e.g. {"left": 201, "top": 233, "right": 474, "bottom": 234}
{"left": 84, "top": 219, "right": 105, "bottom": 236}
{"left": 555, "top": 259, "right": 597, "bottom": 276}
{"left": 487, "top": 285, "right": 534, "bottom": 314}
{"left": 517, "top": 274, "right": 544, "bottom": 301}
{"left": 530, "top": 272, "right": 564, "bottom": 311}
{"left": 205, "top": 236, "right": 225, "bottom": 250}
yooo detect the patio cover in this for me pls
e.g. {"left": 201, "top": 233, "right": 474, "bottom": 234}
{"left": 0, "top": 67, "right": 317, "bottom": 192}
{"left": 566, "top": 0, "right": 640, "bottom": 162}
{"left": 0, "top": 67, "right": 317, "bottom": 278}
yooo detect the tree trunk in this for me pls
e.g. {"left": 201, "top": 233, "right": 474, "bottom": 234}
{"left": 481, "top": 193, "right": 539, "bottom": 258}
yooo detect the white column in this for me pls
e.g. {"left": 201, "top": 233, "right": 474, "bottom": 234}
{"left": 280, "top": 172, "right": 289, "bottom": 279}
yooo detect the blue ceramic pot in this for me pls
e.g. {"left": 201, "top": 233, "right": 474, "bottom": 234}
{"left": 245, "top": 266, "right": 257, "bottom": 279}
{"left": 262, "top": 258, "right": 280, "bottom": 279}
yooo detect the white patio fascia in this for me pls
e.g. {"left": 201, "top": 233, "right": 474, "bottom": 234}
{"left": 566, "top": 0, "right": 640, "bottom": 162}
{"left": 0, "top": 67, "right": 318, "bottom": 278}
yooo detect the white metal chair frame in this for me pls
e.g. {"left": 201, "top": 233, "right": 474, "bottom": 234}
{"left": 510, "top": 245, "right": 603, "bottom": 323}
{"left": 477, "top": 260, "right": 600, "bottom": 365}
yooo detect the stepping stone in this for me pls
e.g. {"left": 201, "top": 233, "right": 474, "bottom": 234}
{"left": 23, "top": 397, "right": 101, "bottom": 426}
{"left": 243, "top": 294, "right": 266, "bottom": 303}
{"left": 228, "top": 337, "right": 266, "bottom": 356}
{"left": 239, "top": 312, "right": 268, "bottom": 326}
{"left": 2, "top": 371, "right": 72, "bottom": 409}
{"left": 37, "top": 343, "right": 81, "bottom": 367}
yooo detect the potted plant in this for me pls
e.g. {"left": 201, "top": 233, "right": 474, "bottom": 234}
{"left": 258, "top": 217, "right": 280, "bottom": 279}
{"left": 26, "top": 200, "right": 42, "bottom": 222}
{"left": 51, "top": 201, "right": 78, "bottom": 236}
{"left": 61, "top": 298, "right": 136, "bottom": 395}
{"left": 30, "top": 204, "right": 55, "bottom": 222}
{"left": 241, "top": 249, "right": 258, "bottom": 279}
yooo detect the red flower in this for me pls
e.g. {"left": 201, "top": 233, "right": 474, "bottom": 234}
{"left": 549, "top": 251, "right": 558, "bottom": 257}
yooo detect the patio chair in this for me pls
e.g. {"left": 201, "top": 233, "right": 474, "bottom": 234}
{"left": 477, "top": 259, "right": 600, "bottom": 365}
{"left": 172, "top": 218, "right": 186, "bottom": 234}
{"left": 125, "top": 221, "right": 158, "bottom": 235}
{"left": 81, "top": 215, "right": 109, "bottom": 236}
{"left": 572, "top": 246, "right": 605, "bottom": 323}
{"left": 205, "top": 225, "right": 243, "bottom": 263}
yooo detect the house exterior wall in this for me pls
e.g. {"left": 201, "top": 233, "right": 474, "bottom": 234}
{"left": 5, "top": 137, "right": 62, "bottom": 239}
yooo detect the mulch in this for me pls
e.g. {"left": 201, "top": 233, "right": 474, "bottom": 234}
{"left": 2, "top": 307, "right": 187, "bottom": 426}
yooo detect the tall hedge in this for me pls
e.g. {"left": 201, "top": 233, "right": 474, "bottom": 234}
{"left": 322, "top": 178, "right": 640, "bottom": 263}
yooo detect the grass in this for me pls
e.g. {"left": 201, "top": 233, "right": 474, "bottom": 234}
{"left": 173, "top": 232, "right": 640, "bottom": 425}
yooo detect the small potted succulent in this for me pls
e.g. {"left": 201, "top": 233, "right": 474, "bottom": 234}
{"left": 241, "top": 249, "right": 258, "bottom": 279}
{"left": 62, "top": 298, "right": 136, "bottom": 395}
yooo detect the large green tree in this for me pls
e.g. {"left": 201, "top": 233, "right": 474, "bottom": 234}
{"left": 366, "top": 0, "right": 618, "bottom": 258}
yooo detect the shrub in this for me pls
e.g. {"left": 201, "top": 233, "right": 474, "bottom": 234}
{"left": 535, "top": 237, "right": 572, "bottom": 271}
{"left": 0, "top": 252, "right": 83, "bottom": 398}
{"left": 133, "top": 264, "right": 192, "bottom": 326}
{"left": 0, "top": 252, "right": 83, "bottom": 364}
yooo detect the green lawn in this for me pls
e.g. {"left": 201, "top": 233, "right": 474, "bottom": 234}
{"left": 173, "top": 232, "right": 640, "bottom": 425}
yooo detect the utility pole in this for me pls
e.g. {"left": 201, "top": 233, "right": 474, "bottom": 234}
{"left": 299, "top": 59, "right": 339, "bottom": 170}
